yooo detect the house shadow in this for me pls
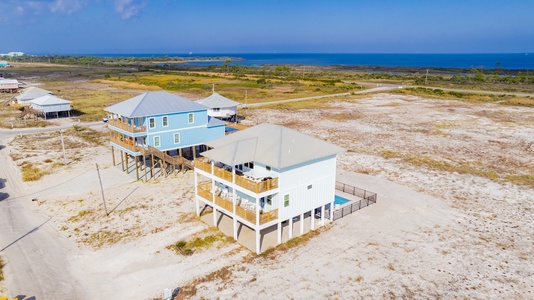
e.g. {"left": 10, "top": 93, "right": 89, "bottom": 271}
{"left": 14, "top": 296, "right": 36, "bottom": 300}
{"left": 0, "top": 178, "right": 8, "bottom": 201}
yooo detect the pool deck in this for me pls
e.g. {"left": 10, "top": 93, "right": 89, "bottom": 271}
{"left": 334, "top": 190, "right": 364, "bottom": 208}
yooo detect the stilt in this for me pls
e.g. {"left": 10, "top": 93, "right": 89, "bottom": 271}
{"left": 277, "top": 222, "right": 282, "bottom": 244}
{"left": 321, "top": 205, "right": 325, "bottom": 225}
{"left": 255, "top": 229, "right": 261, "bottom": 254}
{"left": 125, "top": 154, "right": 129, "bottom": 174}
{"left": 192, "top": 146, "right": 196, "bottom": 159}
{"left": 144, "top": 155, "right": 147, "bottom": 182}
{"left": 300, "top": 213, "right": 304, "bottom": 235}
{"left": 135, "top": 156, "right": 139, "bottom": 180}
{"left": 150, "top": 154, "right": 154, "bottom": 178}
{"left": 194, "top": 172, "right": 200, "bottom": 216}
{"left": 111, "top": 146, "right": 115, "bottom": 166}
{"left": 330, "top": 201, "right": 334, "bottom": 221}
{"left": 310, "top": 209, "right": 315, "bottom": 230}
{"left": 121, "top": 150, "right": 124, "bottom": 171}
{"left": 213, "top": 207, "right": 218, "bottom": 226}
{"left": 289, "top": 218, "right": 293, "bottom": 239}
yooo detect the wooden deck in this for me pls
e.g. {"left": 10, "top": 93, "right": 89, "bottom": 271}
{"left": 197, "top": 183, "right": 278, "bottom": 225}
{"left": 108, "top": 119, "right": 146, "bottom": 133}
{"left": 110, "top": 139, "right": 193, "bottom": 169}
{"left": 194, "top": 159, "right": 279, "bottom": 193}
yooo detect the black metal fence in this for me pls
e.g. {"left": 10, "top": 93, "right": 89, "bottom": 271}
{"left": 332, "top": 182, "right": 377, "bottom": 221}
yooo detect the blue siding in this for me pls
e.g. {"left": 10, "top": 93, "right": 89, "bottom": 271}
{"left": 141, "top": 109, "right": 224, "bottom": 151}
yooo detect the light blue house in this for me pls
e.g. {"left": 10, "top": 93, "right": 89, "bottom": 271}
{"left": 105, "top": 91, "right": 225, "bottom": 180}
{"left": 0, "top": 61, "right": 9, "bottom": 68}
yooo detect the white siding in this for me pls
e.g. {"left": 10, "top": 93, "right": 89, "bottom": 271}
{"left": 277, "top": 155, "right": 336, "bottom": 220}
{"left": 31, "top": 103, "right": 71, "bottom": 113}
{"left": 208, "top": 107, "right": 237, "bottom": 118}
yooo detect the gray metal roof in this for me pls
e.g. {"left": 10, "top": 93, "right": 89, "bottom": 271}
{"left": 16, "top": 87, "right": 53, "bottom": 101}
{"left": 196, "top": 93, "right": 240, "bottom": 108}
{"left": 30, "top": 95, "right": 71, "bottom": 105}
{"left": 105, "top": 91, "right": 208, "bottom": 117}
{"left": 201, "top": 123, "right": 344, "bottom": 169}
{"left": 207, "top": 116, "right": 226, "bottom": 127}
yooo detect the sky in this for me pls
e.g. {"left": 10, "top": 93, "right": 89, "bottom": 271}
{"left": 0, "top": 0, "right": 533, "bottom": 54}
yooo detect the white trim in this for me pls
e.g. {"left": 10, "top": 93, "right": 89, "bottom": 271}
{"left": 153, "top": 135, "right": 161, "bottom": 147}
{"left": 162, "top": 116, "right": 169, "bottom": 127}
{"left": 148, "top": 117, "right": 156, "bottom": 129}
{"left": 173, "top": 132, "right": 181, "bottom": 144}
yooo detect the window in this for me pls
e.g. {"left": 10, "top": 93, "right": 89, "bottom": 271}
{"left": 162, "top": 116, "right": 168, "bottom": 127}
{"left": 284, "top": 194, "right": 290, "bottom": 207}
{"left": 154, "top": 136, "right": 160, "bottom": 147}
{"left": 266, "top": 166, "right": 271, "bottom": 172}
{"left": 213, "top": 108, "right": 220, "bottom": 112}
{"left": 149, "top": 118, "right": 155, "bottom": 129}
{"left": 188, "top": 113, "right": 194, "bottom": 124}
{"left": 174, "top": 133, "right": 180, "bottom": 144}
{"left": 307, "top": 185, "right": 312, "bottom": 190}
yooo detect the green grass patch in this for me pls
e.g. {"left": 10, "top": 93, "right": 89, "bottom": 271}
{"left": 0, "top": 256, "right": 4, "bottom": 281}
{"left": 168, "top": 228, "right": 233, "bottom": 255}
{"left": 505, "top": 174, "right": 534, "bottom": 188}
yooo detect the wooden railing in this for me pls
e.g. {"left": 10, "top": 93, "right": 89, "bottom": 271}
{"left": 197, "top": 184, "right": 278, "bottom": 225}
{"left": 108, "top": 119, "right": 146, "bottom": 133}
{"left": 194, "top": 158, "right": 279, "bottom": 193}
{"left": 110, "top": 136, "right": 142, "bottom": 152}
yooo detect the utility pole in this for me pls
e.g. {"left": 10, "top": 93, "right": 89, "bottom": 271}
{"left": 60, "top": 129, "right": 67, "bottom": 165}
{"left": 425, "top": 69, "right": 429, "bottom": 85}
{"left": 96, "top": 163, "right": 108, "bottom": 216}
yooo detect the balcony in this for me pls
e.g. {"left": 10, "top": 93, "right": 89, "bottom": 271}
{"left": 110, "top": 136, "right": 143, "bottom": 153}
{"left": 108, "top": 119, "right": 146, "bottom": 134}
{"left": 197, "top": 183, "right": 278, "bottom": 225}
{"left": 194, "top": 159, "right": 279, "bottom": 194}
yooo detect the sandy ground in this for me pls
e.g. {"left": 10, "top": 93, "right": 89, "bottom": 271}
{"left": 1, "top": 93, "right": 533, "bottom": 299}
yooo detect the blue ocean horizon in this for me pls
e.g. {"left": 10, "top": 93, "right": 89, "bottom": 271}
{"left": 77, "top": 53, "right": 533, "bottom": 70}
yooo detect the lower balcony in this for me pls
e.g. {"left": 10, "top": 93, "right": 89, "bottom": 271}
{"left": 110, "top": 136, "right": 143, "bottom": 153}
{"left": 197, "top": 183, "right": 278, "bottom": 225}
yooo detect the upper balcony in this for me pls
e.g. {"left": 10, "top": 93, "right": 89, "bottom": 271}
{"left": 197, "top": 183, "right": 278, "bottom": 225}
{"left": 194, "top": 158, "right": 279, "bottom": 194}
{"left": 108, "top": 119, "right": 146, "bottom": 134}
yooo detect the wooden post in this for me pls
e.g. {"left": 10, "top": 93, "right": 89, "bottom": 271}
{"left": 111, "top": 146, "right": 115, "bottom": 166}
{"left": 125, "top": 153, "right": 129, "bottom": 174}
{"left": 121, "top": 150, "right": 125, "bottom": 171}
{"left": 135, "top": 156, "right": 139, "bottom": 180}
{"left": 144, "top": 155, "right": 147, "bottom": 182}
{"left": 150, "top": 154, "right": 154, "bottom": 178}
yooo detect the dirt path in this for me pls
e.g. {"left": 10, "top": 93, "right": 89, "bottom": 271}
{"left": 0, "top": 135, "right": 88, "bottom": 299}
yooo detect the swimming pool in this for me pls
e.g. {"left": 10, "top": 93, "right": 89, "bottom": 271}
{"left": 334, "top": 195, "right": 351, "bottom": 206}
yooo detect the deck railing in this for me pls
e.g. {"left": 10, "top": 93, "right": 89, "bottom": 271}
{"left": 194, "top": 158, "right": 279, "bottom": 194}
{"left": 197, "top": 184, "right": 278, "bottom": 225}
{"left": 108, "top": 119, "right": 146, "bottom": 133}
{"left": 110, "top": 136, "right": 143, "bottom": 153}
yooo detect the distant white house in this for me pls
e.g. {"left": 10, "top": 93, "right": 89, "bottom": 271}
{"left": 194, "top": 123, "right": 344, "bottom": 253}
{"left": 0, "top": 52, "right": 24, "bottom": 57}
{"left": 0, "top": 78, "right": 19, "bottom": 93}
{"left": 196, "top": 92, "right": 240, "bottom": 121}
{"left": 30, "top": 95, "right": 71, "bottom": 119}
{"left": 16, "top": 87, "right": 54, "bottom": 105}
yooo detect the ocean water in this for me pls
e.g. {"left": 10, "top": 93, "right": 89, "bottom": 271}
{"left": 94, "top": 53, "right": 534, "bottom": 69}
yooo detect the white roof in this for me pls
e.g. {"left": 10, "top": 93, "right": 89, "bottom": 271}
{"left": 16, "top": 87, "right": 53, "bottom": 101}
{"left": 30, "top": 95, "right": 71, "bottom": 105}
{"left": 196, "top": 93, "right": 240, "bottom": 109}
{"left": 201, "top": 123, "right": 344, "bottom": 169}
{"left": 0, "top": 79, "right": 18, "bottom": 84}
{"left": 105, "top": 91, "right": 207, "bottom": 117}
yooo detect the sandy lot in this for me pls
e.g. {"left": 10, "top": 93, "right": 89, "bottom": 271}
{"left": 1, "top": 93, "right": 533, "bottom": 299}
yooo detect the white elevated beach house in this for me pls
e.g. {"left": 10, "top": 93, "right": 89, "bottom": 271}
{"left": 196, "top": 92, "right": 239, "bottom": 121}
{"left": 194, "top": 123, "right": 344, "bottom": 253}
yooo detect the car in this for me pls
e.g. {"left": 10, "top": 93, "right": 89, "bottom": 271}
{"left": 102, "top": 116, "right": 109, "bottom": 122}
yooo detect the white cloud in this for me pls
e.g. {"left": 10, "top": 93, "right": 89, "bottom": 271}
{"left": 50, "top": 0, "right": 87, "bottom": 14}
{"left": 114, "top": 0, "right": 146, "bottom": 20}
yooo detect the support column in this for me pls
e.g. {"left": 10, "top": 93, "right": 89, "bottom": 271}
{"left": 192, "top": 145, "right": 196, "bottom": 159}
{"left": 121, "top": 150, "right": 125, "bottom": 171}
{"left": 125, "top": 154, "right": 129, "bottom": 174}
{"left": 321, "top": 205, "right": 325, "bottom": 226}
{"left": 135, "top": 156, "right": 139, "bottom": 181}
{"left": 194, "top": 172, "right": 200, "bottom": 216}
{"left": 144, "top": 155, "right": 148, "bottom": 182}
{"left": 111, "top": 146, "right": 115, "bottom": 166}
{"left": 150, "top": 154, "right": 154, "bottom": 178}
{"left": 288, "top": 218, "right": 293, "bottom": 239}
{"left": 277, "top": 222, "right": 282, "bottom": 244}
{"left": 255, "top": 229, "right": 261, "bottom": 255}
{"left": 330, "top": 201, "right": 334, "bottom": 221}
{"left": 300, "top": 213, "right": 304, "bottom": 235}
{"left": 310, "top": 208, "right": 315, "bottom": 230}
{"left": 213, "top": 207, "right": 218, "bottom": 227}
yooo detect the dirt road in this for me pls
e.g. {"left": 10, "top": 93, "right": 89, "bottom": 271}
{"left": 0, "top": 135, "right": 88, "bottom": 299}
